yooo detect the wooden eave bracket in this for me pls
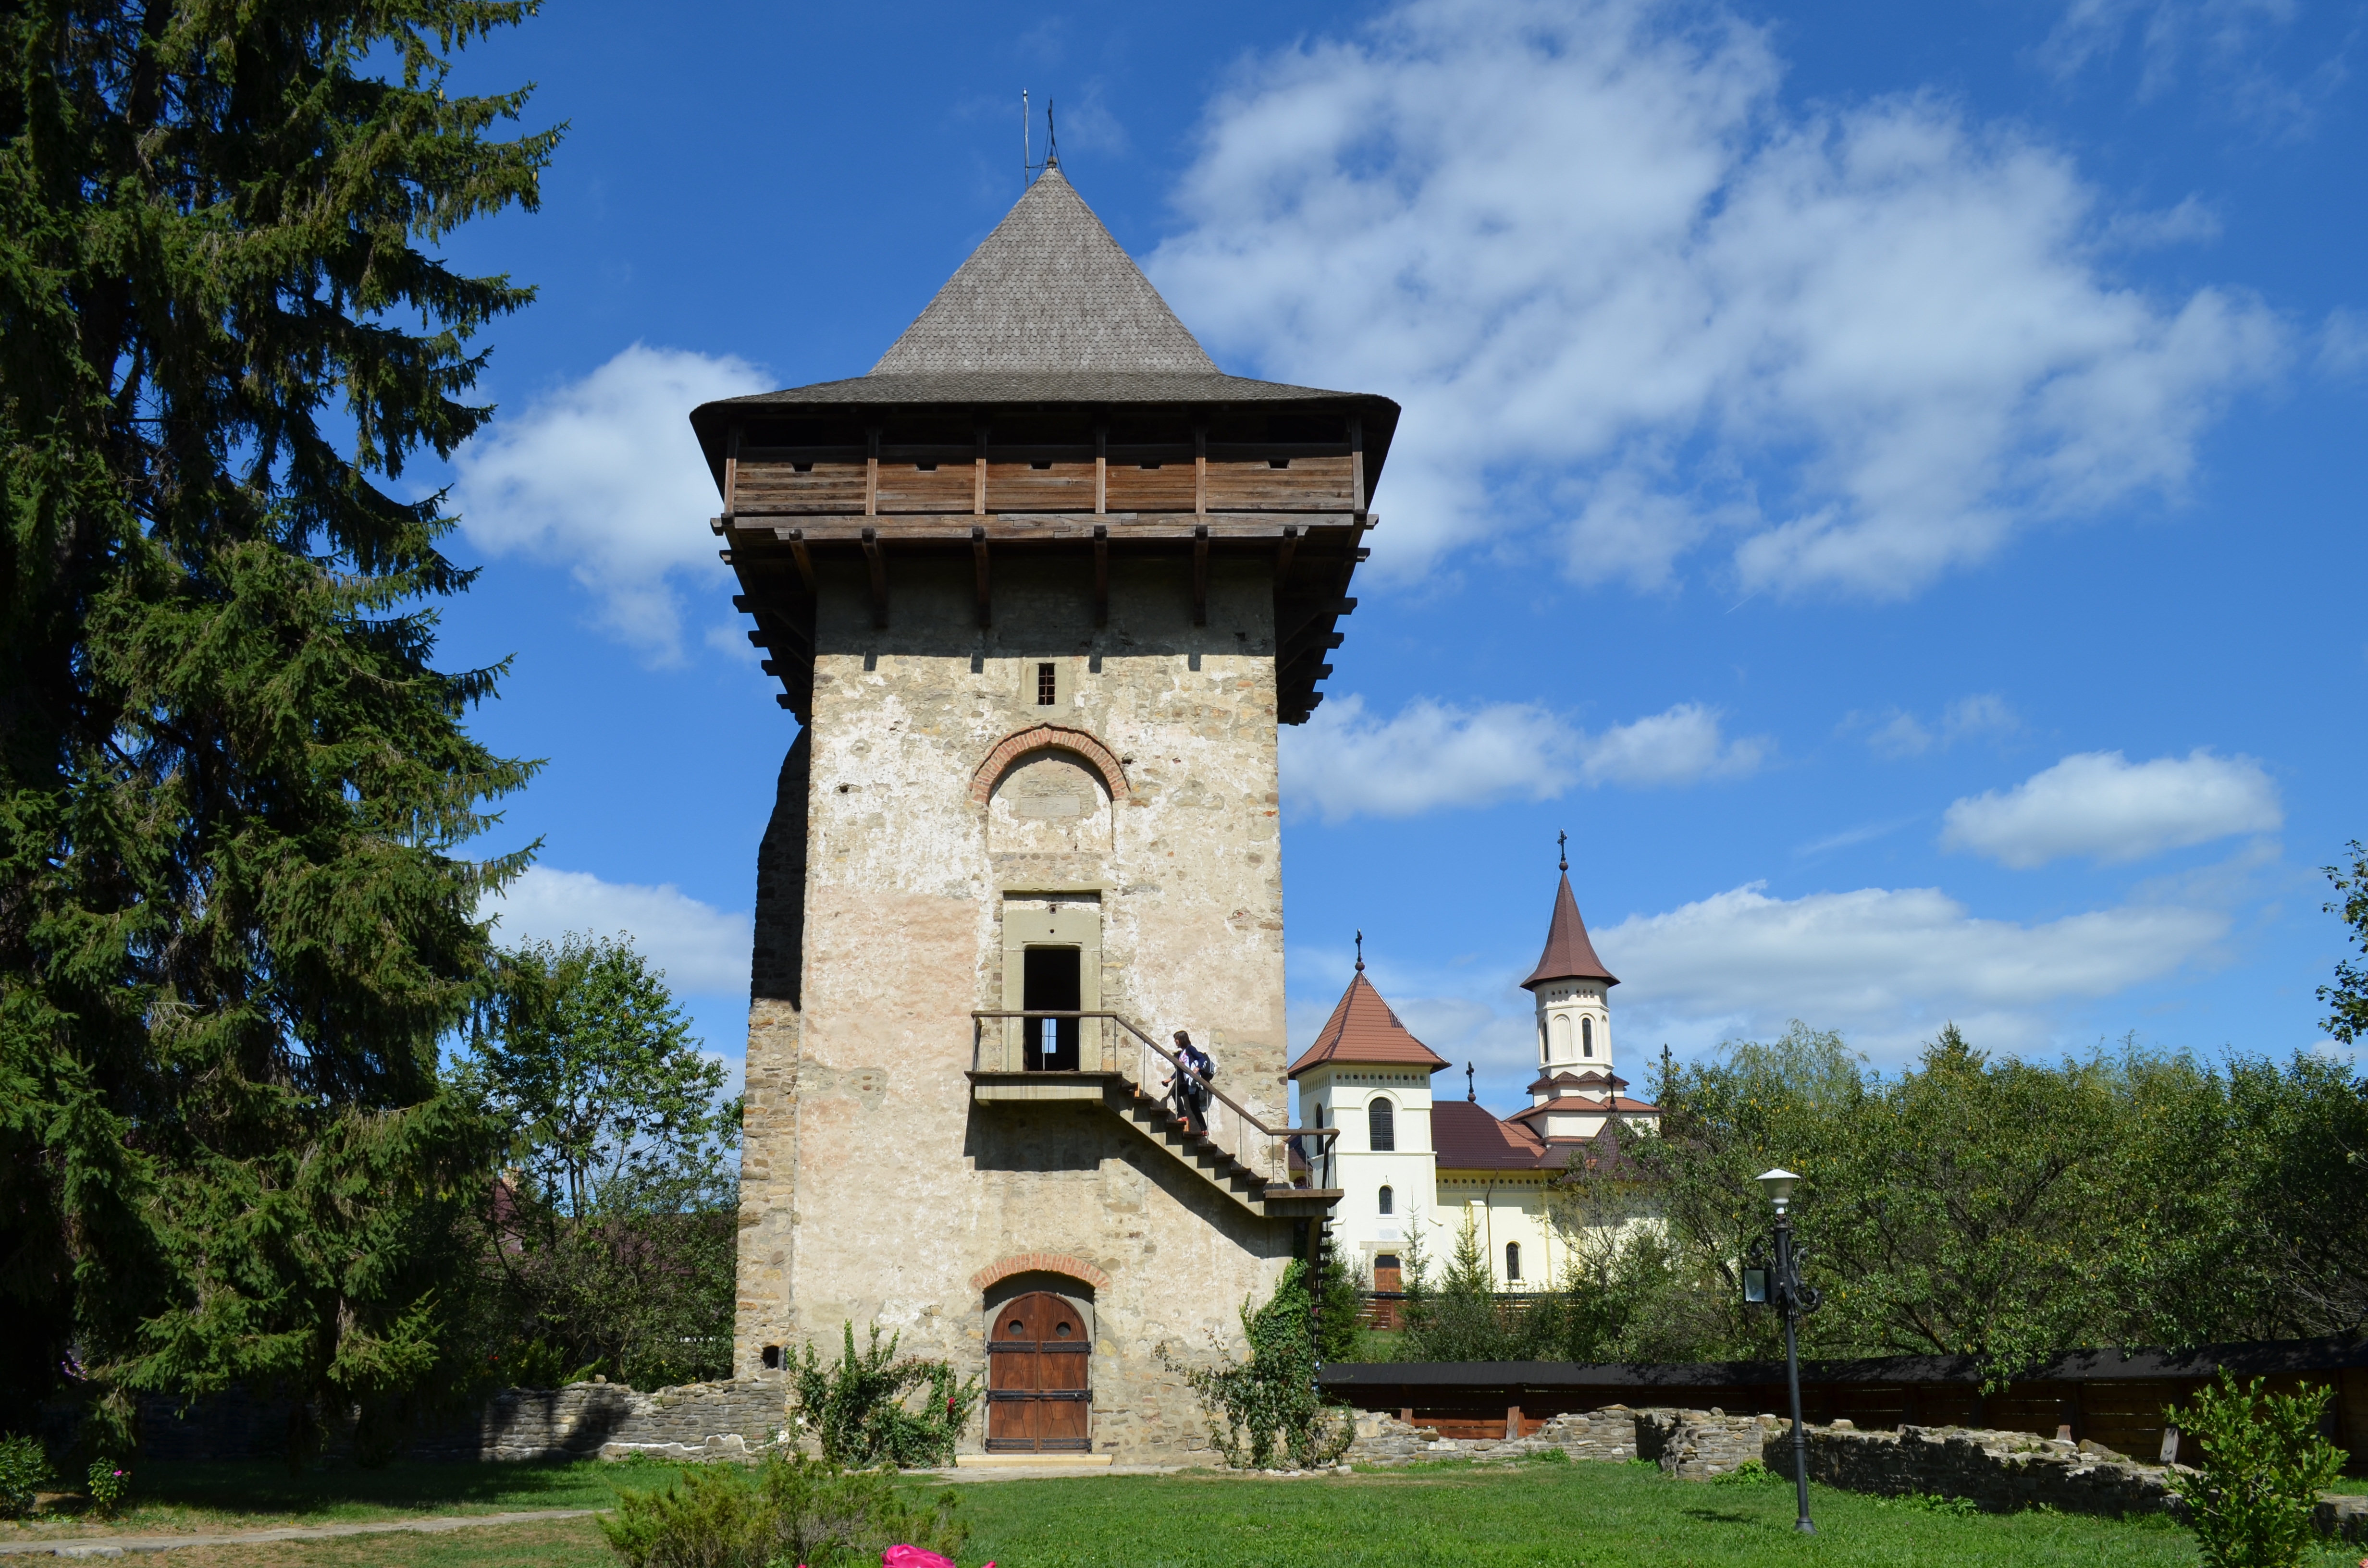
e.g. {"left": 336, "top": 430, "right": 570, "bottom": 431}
{"left": 1092, "top": 524, "right": 1109, "bottom": 628}
{"left": 862, "top": 526, "right": 887, "bottom": 629}
{"left": 1192, "top": 523, "right": 1209, "bottom": 626}
{"left": 972, "top": 525, "right": 991, "bottom": 628}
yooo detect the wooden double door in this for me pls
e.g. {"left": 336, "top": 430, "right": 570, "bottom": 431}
{"left": 986, "top": 1292, "right": 1091, "bottom": 1452}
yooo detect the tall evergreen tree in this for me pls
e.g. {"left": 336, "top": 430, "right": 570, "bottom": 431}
{"left": 0, "top": 0, "right": 555, "bottom": 1453}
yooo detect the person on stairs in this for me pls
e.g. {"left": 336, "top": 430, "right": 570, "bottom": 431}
{"left": 1167, "top": 1029, "right": 1215, "bottom": 1134}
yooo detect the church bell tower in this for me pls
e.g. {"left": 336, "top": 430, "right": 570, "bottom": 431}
{"left": 691, "top": 165, "right": 1388, "bottom": 1459}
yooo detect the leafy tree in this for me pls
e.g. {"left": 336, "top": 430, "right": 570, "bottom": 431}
{"left": 1310, "top": 1237, "right": 1364, "bottom": 1367}
{"left": 2319, "top": 841, "right": 2368, "bottom": 1044}
{"left": 1403, "top": 1210, "right": 1515, "bottom": 1362}
{"left": 454, "top": 932, "right": 741, "bottom": 1388}
{"left": 0, "top": 0, "right": 555, "bottom": 1452}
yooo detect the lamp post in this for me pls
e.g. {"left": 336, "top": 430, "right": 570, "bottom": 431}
{"left": 1756, "top": 1167, "right": 1821, "bottom": 1534}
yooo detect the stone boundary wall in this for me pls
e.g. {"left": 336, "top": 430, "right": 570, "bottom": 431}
{"left": 137, "top": 1380, "right": 788, "bottom": 1465}
{"left": 1344, "top": 1406, "right": 1642, "bottom": 1468}
{"left": 1763, "top": 1420, "right": 2367, "bottom": 1543}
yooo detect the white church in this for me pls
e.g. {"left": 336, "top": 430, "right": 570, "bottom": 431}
{"left": 1289, "top": 859, "right": 1663, "bottom": 1296}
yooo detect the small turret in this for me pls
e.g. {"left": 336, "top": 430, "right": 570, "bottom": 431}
{"left": 1520, "top": 833, "right": 1617, "bottom": 1094}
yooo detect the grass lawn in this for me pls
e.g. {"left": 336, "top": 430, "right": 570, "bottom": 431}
{"left": 0, "top": 1457, "right": 642, "bottom": 1540}
{"left": 12, "top": 1456, "right": 2368, "bottom": 1568}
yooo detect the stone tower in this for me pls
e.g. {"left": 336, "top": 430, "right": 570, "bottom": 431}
{"left": 689, "top": 166, "right": 1388, "bottom": 1461}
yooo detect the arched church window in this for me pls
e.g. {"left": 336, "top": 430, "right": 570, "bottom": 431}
{"left": 1505, "top": 1242, "right": 1522, "bottom": 1281}
{"left": 1378, "top": 1184, "right": 1394, "bottom": 1215}
{"left": 1582, "top": 1017, "right": 1593, "bottom": 1057}
{"left": 1368, "top": 1097, "right": 1395, "bottom": 1152}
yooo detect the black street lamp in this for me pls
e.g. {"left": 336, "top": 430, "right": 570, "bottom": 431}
{"left": 1747, "top": 1167, "right": 1822, "bottom": 1534}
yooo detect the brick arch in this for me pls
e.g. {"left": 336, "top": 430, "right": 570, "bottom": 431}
{"left": 970, "top": 1252, "right": 1112, "bottom": 1294}
{"left": 969, "top": 724, "right": 1130, "bottom": 806}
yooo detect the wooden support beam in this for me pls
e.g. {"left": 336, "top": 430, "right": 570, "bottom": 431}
{"left": 861, "top": 526, "right": 887, "bottom": 629}
{"left": 1094, "top": 422, "right": 1107, "bottom": 515}
{"left": 974, "top": 421, "right": 988, "bottom": 517}
{"left": 1348, "top": 416, "right": 1366, "bottom": 514}
{"left": 972, "top": 525, "right": 991, "bottom": 628}
{"left": 1192, "top": 523, "right": 1209, "bottom": 626}
{"left": 1276, "top": 523, "right": 1300, "bottom": 583}
{"left": 786, "top": 528, "right": 815, "bottom": 592}
{"left": 1279, "top": 596, "right": 1355, "bottom": 647}
{"left": 1194, "top": 422, "right": 1207, "bottom": 516}
{"left": 1093, "top": 523, "right": 1109, "bottom": 628}
{"left": 864, "top": 427, "right": 879, "bottom": 517}
{"left": 725, "top": 426, "right": 742, "bottom": 517}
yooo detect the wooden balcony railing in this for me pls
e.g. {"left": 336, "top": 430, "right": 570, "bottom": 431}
{"left": 971, "top": 1009, "right": 1337, "bottom": 1189}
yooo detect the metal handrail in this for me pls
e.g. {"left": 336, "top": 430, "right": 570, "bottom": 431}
{"left": 970, "top": 1008, "right": 1336, "bottom": 1188}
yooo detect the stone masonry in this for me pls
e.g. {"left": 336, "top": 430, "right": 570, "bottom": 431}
{"left": 735, "top": 554, "right": 1305, "bottom": 1462}
{"left": 1767, "top": 1420, "right": 2368, "bottom": 1540}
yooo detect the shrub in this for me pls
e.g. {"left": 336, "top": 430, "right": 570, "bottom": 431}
{"left": 1162, "top": 1260, "right": 1353, "bottom": 1470}
{"left": 790, "top": 1324, "right": 981, "bottom": 1470}
{"left": 2166, "top": 1372, "right": 2344, "bottom": 1568}
{"left": 1711, "top": 1458, "right": 1784, "bottom": 1487}
{"left": 599, "top": 1453, "right": 967, "bottom": 1568}
{"left": 0, "top": 1434, "right": 49, "bottom": 1519}
{"left": 85, "top": 1461, "right": 130, "bottom": 1521}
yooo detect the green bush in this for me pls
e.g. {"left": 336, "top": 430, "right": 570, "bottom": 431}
{"left": 1162, "top": 1259, "right": 1352, "bottom": 1470}
{"left": 599, "top": 1453, "right": 967, "bottom": 1568}
{"left": 0, "top": 1434, "right": 49, "bottom": 1519}
{"left": 1711, "top": 1458, "right": 1785, "bottom": 1487}
{"left": 2166, "top": 1372, "right": 2344, "bottom": 1568}
{"left": 790, "top": 1324, "right": 981, "bottom": 1469}
{"left": 85, "top": 1460, "right": 129, "bottom": 1521}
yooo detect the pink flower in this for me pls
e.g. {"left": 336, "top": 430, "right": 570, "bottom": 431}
{"left": 882, "top": 1548, "right": 958, "bottom": 1568}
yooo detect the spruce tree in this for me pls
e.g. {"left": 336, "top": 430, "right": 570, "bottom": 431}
{"left": 0, "top": 0, "right": 555, "bottom": 1454}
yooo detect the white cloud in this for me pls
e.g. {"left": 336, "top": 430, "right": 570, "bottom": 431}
{"left": 2322, "top": 309, "right": 2368, "bottom": 379}
{"left": 454, "top": 344, "right": 770, "bottom": 662}
{"left": 1150, "top": 0, "right": 2285, "bottom": 600}
{"left": 2037, "top": 0, "right": 2346, "bottom": 139}
{"left": 1601, "top": 879, "right": 2230, "bottom": 1055}
{"left": 1853, "top": 692, "right": 2020, "bottom": 758}
{"left": 1940, "top": 748, "right": 2282, "bottom": 868}
{"left": 481, "top": 866, "right": 752, "bottom": 996}
{"left": 1281, "top": 694, "right": 1763, "bottom": 821}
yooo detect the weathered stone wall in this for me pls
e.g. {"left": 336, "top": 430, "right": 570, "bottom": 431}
{"left": 1764, "top": 1421, "right": 2368, "bottom": 1540}
{"left": 737, "top": 554, "right": 1302, "bottom": 1461}
{"left": 736, "top": 732, "right": 809, "bottom": 1378}
{"left": 1637, "top": 1408, "right": 1770, "bottom": 1477}
{"left": 136, "top": 1381, "right": 786, "bottom": 1465}
{"left": 1345, "top": 1407, "right": 1641, "bottom": 1466}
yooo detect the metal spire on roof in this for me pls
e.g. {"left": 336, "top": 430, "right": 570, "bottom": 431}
{"left": 1467, "top": 1062, "right": 1476, "bottom": 1102}
{"left": 1558, "top": 829, "right": 1567, "bottom": 872}
{"left": 1355, "top": 929, "right": 1364, "bottom": 973}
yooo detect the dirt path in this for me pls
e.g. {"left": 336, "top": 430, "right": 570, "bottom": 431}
{"left": 0, "top": 1508, "right": 603, "bottom": 1558}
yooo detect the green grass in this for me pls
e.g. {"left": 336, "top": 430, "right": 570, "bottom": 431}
{"left": 937, "top": 1462, "right": 2362, "bottom": 1568}
{"left": 12, "top": 1456, "right": 2367, "bottom": 1568}
{"left": 0, "top": 1457, "right": 647, "bottom": 1539}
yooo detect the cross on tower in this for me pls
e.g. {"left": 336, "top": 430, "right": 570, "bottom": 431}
{"left": 1558, "top": 829, "right": 1568, "bottom": 872}
{"left": 1354, "top": 929, "right": 1364, "bottom": 973}
{"left": 1466, "top": 1061, "right": 1476, "bottom": 1102}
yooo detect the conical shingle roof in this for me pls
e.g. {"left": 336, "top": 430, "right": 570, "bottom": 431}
{"left": 872, "top": 167, "right": 1218, "bottom": 375}
{"left": 1521, "top": 872, "right": 1618, "bottom": 990}
{"left": 1287, "top": 970, "right": 1451, "bottom": 1078}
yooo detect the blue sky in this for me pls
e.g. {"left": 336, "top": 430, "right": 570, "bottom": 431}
{"left": 418, "top": 0, "right": 2366, "bottom": 1115}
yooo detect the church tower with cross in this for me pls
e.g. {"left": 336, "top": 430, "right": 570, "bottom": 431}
{"left": 692, "top": 162, "right": 1382, "bottom": 1460}
{"left": 1505, "top": 833, "right": 1648, "bottom": 1144}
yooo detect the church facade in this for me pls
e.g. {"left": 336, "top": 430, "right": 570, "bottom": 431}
{"left": 1290, "top": 866, "right": 1663, "bottom": 1299}
{"left": 695, "top": 165, "right": 1380, "bottom": 1460}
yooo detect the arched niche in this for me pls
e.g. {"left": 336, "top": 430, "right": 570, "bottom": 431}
{"left": 988, "top": 750, "right": 1113, "bottom": 855}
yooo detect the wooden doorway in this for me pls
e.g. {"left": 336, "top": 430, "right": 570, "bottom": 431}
{"left": 986, "top": 1291, "right": 1091, "bottom": 1452}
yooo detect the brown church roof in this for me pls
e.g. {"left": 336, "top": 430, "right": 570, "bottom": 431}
{"left": 1431, "top": 1099, "right": 1549, "bottom": 1170}
{"left": 1521, "top": 872, "right": 1618, "bottom": 990}
{"left": 1287, "top": 970, "right": 1451, "bottom": 1078}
